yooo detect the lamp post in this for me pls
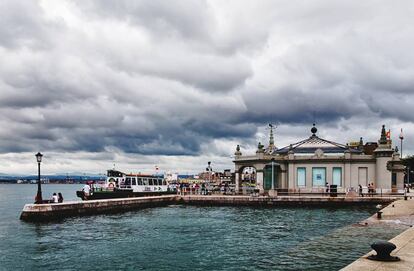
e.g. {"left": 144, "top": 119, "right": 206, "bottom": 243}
{"left": 35, "top": 152, "right": 43, "bottom": 204}
{"left": 271, "top": 158, "right": 275, "bottom": 191}
{"left": 399, "top": 129, "right": 404, "bottom": 159}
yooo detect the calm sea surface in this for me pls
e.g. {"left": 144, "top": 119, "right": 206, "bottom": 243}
{"left": 0, "top": 184, "right": 406, "bottom": 271}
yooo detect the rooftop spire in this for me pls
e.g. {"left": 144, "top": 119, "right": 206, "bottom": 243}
{"left": 269, "top": 123, "right": 274, "bottom": 146}
{"left": 379, "top": 124, "right": 387, "bottom": 145}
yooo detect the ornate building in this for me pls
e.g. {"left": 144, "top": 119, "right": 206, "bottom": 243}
{"left": 233, "top": 124, "right": 405, "bottom": 194}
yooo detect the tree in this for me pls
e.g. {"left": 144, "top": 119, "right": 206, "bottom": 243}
{"left": 402, "top": 156, "right": 414, "bottom": 183}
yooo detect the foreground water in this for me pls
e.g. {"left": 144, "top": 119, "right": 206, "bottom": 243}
{"left": 0, "top": 184, "right": 406, "bottom": 271}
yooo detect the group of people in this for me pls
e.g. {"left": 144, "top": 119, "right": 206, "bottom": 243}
{"left": 51, "top": 192, "right": 63, "bottom": 203}
{"left": 358, "top": 183, "right": 376, "bottom": 197}
{"left": 177, "top": 183, "right": 208, "bottom": 195}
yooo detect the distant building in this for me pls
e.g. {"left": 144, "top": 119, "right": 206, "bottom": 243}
{"left": 233, "top": 124, "right": 405, "bottom": 194}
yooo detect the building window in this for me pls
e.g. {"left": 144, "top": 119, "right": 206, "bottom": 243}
{"left": 312, "top": 167, "right": 326, "bottom": 187}
{"left": 332, "top": 167, "right": 342, "bottom": 187}
{"left": 358, "top": 167, "right": 368, "bottom": 185}
{"left": 297, "top": 167, "right": 306, "bottom": 187}
{"left": 392, "top": 172, "right": 397, "bottom": 187}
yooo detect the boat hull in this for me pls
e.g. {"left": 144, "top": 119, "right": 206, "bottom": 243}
{"left": 76, "top": 189, "right": 176, "bottom": 200}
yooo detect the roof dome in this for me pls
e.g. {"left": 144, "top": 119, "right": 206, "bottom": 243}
{"left": 311, "top": 124, "right": 317, "bottom": 135}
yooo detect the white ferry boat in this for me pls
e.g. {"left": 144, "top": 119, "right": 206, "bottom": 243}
{"left": 76, "top": 169, "right": 176, "bottom": 200}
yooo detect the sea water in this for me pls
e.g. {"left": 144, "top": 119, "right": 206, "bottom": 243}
{"left": 0, "top": 184, "right": 406, "bottom": 271}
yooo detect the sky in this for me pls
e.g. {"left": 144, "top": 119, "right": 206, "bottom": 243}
{"left": 0, "top": 0, "right": 414, "bottom": 175}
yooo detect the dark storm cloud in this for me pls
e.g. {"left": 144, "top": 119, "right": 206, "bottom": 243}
{"left": 1, "top": 0, "right": 414, "bottom": 169}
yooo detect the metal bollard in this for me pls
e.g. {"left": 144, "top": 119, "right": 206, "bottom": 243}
{"left": 377, "top": 211, "right": 382, "bottom": 219}
{"left": 368, "top": 241, "right": 400, "bottom": 261}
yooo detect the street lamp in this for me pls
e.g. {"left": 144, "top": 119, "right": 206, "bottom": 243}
{"left": 399, "top": 128, "right": 404, "bottom": 159}
{"left": 271, "top": 158, "right": 275, "bottom": 191}
{"left": 35, "top": 152, "right": 43, "bottom": 204}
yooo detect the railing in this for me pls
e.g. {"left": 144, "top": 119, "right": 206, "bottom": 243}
{"left": 177, "top": 185, "right": 406, "bottom": 198}
{"left": 178, "top": 187, "right": 236, "bottom": 196}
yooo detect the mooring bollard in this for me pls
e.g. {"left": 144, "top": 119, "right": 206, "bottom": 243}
{"left": 377, "top": 211, "right": 382, "bottom": 219}
{"left": 368, "top": 241, "right": 400, "bottom": 261}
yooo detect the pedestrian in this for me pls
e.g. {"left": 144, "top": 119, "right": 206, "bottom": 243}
{"left": 58, "top": 192, "right": 64, "bottom": 203}
{"left": 325, "top": 182, "right": 330, "bottom": 194}
{"left": 358, "top": 184, "right": 363, "bottom": 197}
{"left": 52, "top": 193, "right": 58, "bottom": 203}
{"left": 371, "top": 183, "right": 375, "bottom": 196}
{"left": 201, "top": 183, "right": 206, "bottom": 195}
{"left": 82, "top": 183, "right": 91, "bottom": 200}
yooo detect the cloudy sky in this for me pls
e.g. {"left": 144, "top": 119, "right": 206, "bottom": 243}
{"left": 1, "top": 0, "right": 413, "bottom": 175}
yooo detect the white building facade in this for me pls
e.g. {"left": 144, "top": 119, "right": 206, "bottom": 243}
{"left": 234, "top": 125, "right": 405, "bottom": 194}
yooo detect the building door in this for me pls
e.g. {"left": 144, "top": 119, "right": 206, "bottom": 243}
{"left": 264, "top": 164, "right": 279, "bottom": 190}
{"left": 358, "top": 167, "right": 368, "bottom": 185}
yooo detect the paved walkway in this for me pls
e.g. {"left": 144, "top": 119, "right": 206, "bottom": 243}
{"left": 342, "top": 193, "right": 414, "bottom": 271}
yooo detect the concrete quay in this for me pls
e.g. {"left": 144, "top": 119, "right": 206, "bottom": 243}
{"left": 20, "top": 194, "right": 396, "bottom": 222}
{"left": 179, "top": 195, "right": 395, "bottom": 207}
{"left": 342, "top": 195, "right": 414, "bottom": 271}
{"left": 20, "top": 195, "right": 177, "bottom": 222}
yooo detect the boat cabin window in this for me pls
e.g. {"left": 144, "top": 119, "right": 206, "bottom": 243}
{"left": 163, "top": 180, "right": 167, "bottom": 185}
{"left": 125, "top": 177, "right": 131, "bottom": 186}
{"left": 138, "top": 178, "right": 143, "bottom": 185}
{"left": 107, "top": 170, "right": 123, "bottom": 177}
{"left": 131, "top": 178, "right": 136, "bottom": 186}
{"left": 149, "top": 179, "right": 153, "bottom": 185}
{"left": 143, "top": 178, "right": 148, "bottom": 185}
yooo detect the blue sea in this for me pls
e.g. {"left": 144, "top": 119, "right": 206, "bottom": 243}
{"left": 0, "top": 184, "right": 406, "bottom": 270}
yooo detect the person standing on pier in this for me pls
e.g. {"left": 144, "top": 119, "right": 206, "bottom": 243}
{"left": 325, "top": 182, "right": 330, "bottom": 195}
{"left": 82, "top": 183, "right": 91, "bottom": 199}
{"left": 58, "top": 193, "right": 64, "bottom": 203}
{"left": 358, "top": 184, "right": 363, "bottom": 197}
{"left": 52, "top": 193, "right": 58, "bottom": 203}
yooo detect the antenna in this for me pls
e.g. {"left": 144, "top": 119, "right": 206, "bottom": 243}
{"left": 312, "top": 111, "right": 317, "bottom": 126}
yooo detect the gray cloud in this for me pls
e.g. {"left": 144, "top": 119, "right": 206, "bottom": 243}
{"left": 0, "top": 0, "right": 414, "bottom": 174}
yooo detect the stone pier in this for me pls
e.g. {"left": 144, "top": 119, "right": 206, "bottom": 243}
{"left": 342, "top": 195, "right": 414, "bottom": 270}
{"left": 20, "top": 195, "right": 396, "bottom": 222}
{"left": 20, "top": 195, "right": 177, "bottom": 222}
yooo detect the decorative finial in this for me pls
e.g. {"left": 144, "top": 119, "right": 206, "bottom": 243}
{"left": 379, "top": 125, "right": 387, "bottom": 145}
{"left": 257, "top": 142, "right": 264, "bottom": 153}
{"left": 359, "top": 137, "right": 364, "bottom": 150}
{"left": 235, "top": 145, "right": 242, "bottom": 156}
{"left": 311, "top": 123, "right": 317, "bottom": 136}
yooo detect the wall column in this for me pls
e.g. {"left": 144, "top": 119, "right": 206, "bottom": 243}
{"left": 288, "top": 163, "right": 295, "bottom": 191}
{"left": 256, "top": 170, "right": 264, "bottom": 194}
{"left": 235, "top": 172, "right": 240, "bottom": 193}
